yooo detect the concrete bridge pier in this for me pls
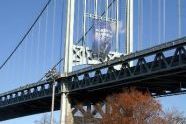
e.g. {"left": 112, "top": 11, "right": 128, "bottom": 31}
{"left": 60, "top": 89, "right": 74, "bottom": 124}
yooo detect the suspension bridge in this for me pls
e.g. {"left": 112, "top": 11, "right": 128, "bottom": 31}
{"left": 0, "top": 0, "right": 186, "bottom": 123}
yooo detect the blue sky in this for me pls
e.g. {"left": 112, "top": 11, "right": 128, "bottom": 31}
{"left": 0, "top": 0, "right": 186, "bottom": 123}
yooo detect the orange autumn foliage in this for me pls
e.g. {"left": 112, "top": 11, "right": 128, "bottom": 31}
{"left": 101, "top": 89, "right": 167, "bottom": 124}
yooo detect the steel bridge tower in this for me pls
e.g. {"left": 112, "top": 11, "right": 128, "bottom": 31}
{"left": 60, "top": 0, "right": 134, "bottom": 123}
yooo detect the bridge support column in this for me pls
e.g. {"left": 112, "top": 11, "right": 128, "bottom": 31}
{"left": 126, "top": 0, "right": 133, "bottom": 55}
{"left": 60, "top": 84, "right": 74, "bottom": 124}
{"left": 60, "top": 0, "right": 75, "bottom": 123}
{"left": 126, "top": 0, "right": 134, "bottom": 66}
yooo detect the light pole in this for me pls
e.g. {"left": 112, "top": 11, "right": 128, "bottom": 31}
{"left": 50, "top": 80, "right": 55, "bottom": 124}
{"left": 45, "top": 68, "right": 58, "bottom": 124}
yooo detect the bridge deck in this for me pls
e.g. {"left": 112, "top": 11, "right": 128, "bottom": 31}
{"left": 0, "top": 37, "right": 186, "bottom": 121}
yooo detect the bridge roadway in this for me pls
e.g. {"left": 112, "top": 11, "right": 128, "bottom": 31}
{"left": 1, "top": 37, "right": 186, "bottom": 121}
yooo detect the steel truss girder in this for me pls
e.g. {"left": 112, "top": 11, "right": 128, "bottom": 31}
{"left": 72, "top": 99, "right": 106, "bottom": 124}
{"left": 67, "top": 37, "right": 186, "bottom": 93}
{"left": 0, "top": 81, "right": 62, "bottom": 121}
{"left": 84, "top": 13, "right": 117, "bottom": 23}
{"left": 1, "top": 37, "right": 186, "bottom": 108}
{"left": 73, "top": 45, "right": 122, "bottom": 66}
{"left": 0, "top": 37, "right": 186, "bottom": 121}
{"left": 0, "top": 81, "right": 61, "bottom": 108}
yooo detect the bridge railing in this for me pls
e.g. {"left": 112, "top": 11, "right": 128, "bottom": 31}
{"left": 0, "top": 79, "right": 62, "bottom": 107}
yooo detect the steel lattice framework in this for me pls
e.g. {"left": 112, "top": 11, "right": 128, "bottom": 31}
{"left": 67, "top": 37, "right": 186, "bottom": 94}
{"left": 0, "top": 37, "right": 186, "bottom": 121}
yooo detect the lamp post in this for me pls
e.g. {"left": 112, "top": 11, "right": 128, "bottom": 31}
{"left": 45, "top": 68, "right": 59, "bottom": 124}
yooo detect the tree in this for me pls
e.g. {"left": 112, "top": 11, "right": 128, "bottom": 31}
{"left": 101, "top": 89, "right": 167, "bottom": 124}
{"left": 101, "top": 89, "right": 186, "bottom": 124}
{"left": 164, "top": 108, "right": 186, "bottom": 124}
{"left": 35, "top": 89, "right": 186, "bottom": 124}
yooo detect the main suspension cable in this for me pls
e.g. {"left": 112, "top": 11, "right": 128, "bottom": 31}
{"left": 38, "top": 57, "right": 64, "bottom": 82}
{"left": 0, "top": 0, "right": 52, "bottom": 72}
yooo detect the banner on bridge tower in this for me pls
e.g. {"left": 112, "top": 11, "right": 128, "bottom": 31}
{"left": 92, "top": 19, "right": 113, "bottom": 60}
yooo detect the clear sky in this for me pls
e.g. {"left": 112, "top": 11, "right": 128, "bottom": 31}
{"left": 0, "top": 0, "right": 186, "bottom": 124}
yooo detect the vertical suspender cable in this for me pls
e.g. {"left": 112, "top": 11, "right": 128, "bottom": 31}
{"left": 150, "top": 0, "right": 152, "bottom": 47}
{"left": 51, "top": 0, "right": 56, "bottom": 64}
{"left": 106, "top": 0, "right": 109, "bottom": 20}
{"left": 28, "top": 30, "right": 34, "bottom": 77}
{"left": 138, "top": 0, "right": 143, "bottom": 50}
{"left": 83, "top": 0, "right": 86, "bottom": 46}
{"left": 105, "top": 0, "right": 109, "bottom": 56}
{"left": 138, "top": 0, "right": 140, "bottom": 50}
{"left": 163, "top": 0, "right": 166, "bottom": 42}
{"left": 116, "top": 0, "right": 119, "bottom": 52}
{"left": 105, "top": 0, "right": 109, "bottom": 45}
{"left": 141, "top": 0, "right": 143, "bottom": 49}
{"left": 178, "top": 0, "right": 181, "bottom": 37}
{"left": 75, "top": 0, "right": 80, "bottom": 66}
{"left": 83, "top": 0, "right": 87, "bottom": 63}
{"left": 36, "top": 19, "right": 41, "bottom": 77}
{"left": 125, "top": 0, "right": 127, "bottom": 54}
{"left": 158, "top": 0, "right": 161, "bottom": 44}
{"left": 76, "top": 0, "right": 80, "bottom": 43}
{"left": 44, "top": 8, "right": 49, "bottom": 71}
{"left": 111, "top": 0, "right": 114, "bottom": 50}
{"left": 95, "top": 0, "right": 98, "bottom": 17}
{"left": 94, "top": 0, "right": 98, "bottom": 58}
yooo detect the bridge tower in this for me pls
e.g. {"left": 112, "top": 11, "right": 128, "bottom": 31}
{"left": 126, "top": 0, "right": 134, "bottom": 54}
{"left": 60, "top": 0, "right": 75, "bottom": 123}
{"left": 60, "top": 0, "right": 133, "bottom": 123}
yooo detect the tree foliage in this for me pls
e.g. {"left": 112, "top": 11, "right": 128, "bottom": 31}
{"left": 35, "top": 89, "right": 186, "bottom": 124}
{"left": 164, "top": 108, "right": 186, "bottom": 124}
{"left": 101, "top": 89, "right": 186, "bottom": 124}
